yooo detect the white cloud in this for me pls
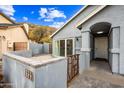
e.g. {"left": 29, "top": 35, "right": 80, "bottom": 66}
{"left": 39, "top": 8, "right": 66, "bottom": 22}
{"left": 0, "top": 5, "right": 15, "bottom": 16}
{"left": 49, "top": 22, "right": 65, "bottom": 28}
{"left": 48, "top": 9, "right": 66, "bottom": 19}
{"left": 31, "top": 11, "right": 34, "bottom": 14}
{"left": 39, "top": 8, "right": 47, "bottom": 18}
{"left": 23, "top": 16, "right": 28, "bottom": 21}
{"left": 0, "top": 5, "right": 16, "bottom": 21}
{"left": 44, "top": 18, "right": 53, "bottom": 22}
{"left": 10, "top": 17, "right": 16, "bottom": 21}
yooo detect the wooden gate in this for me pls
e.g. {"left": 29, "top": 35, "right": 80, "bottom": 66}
{"left": 49, "top": 44, "right": 52, "bottom": 54}
{"left": 67, "top": 54, "right": 79, "bottom": 83}
{"left": 14, "top": 42, "right": 27, "bottom": 51}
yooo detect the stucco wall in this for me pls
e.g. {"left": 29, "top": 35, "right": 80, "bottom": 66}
{"left": 80, "top": 6, "right": 122, "bottom": 74}
{"left": 52, "top": 5, "right": 124, "bottom": 74}
{"left": 3, "top": 55, "right": 35, "bottom": 88}
{"left": 52, "top": 6, "right": 101, "bottom": 73}
{"left": 52, "top": 6, "right": 101, "bottom": 58}
{"left": 43, "top": 43, "right": 50, "bottom": 54}
{"left": 29, "top": 42, "right": 43, "bottom": 56}
{"left": 52, "top": 5, "right": 100, "bottom": 40}
{"left": 3, "top": 51, "right": 67, "bottom": 88}
{"left": 35, "top": 59, "right": 67, "bottom": 88}
{"left": 10, "top": 50, "right": 32, "bottom": 58}
{"left": 0, "top": 26, "right": 29, "bottom": 57}
{"left": 8, "top": 27, "right": 28, "bottom": 42}
{"left": 29, "top": 42, "right": 50, "bottom": 56}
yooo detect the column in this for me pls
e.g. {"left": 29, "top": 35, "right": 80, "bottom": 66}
{"left": 79, "top": 30, "right": 91, "bottom": 73}
{"left": 111, "top": 27, "right": 120, "bottom": 74}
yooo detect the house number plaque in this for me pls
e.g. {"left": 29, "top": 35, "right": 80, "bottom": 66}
{"left": 25, "top": 69, "right": 33, "bottom": 81}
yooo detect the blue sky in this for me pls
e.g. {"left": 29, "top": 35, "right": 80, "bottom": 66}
{"left": 0, "top": 5, "right": 83, "bottom": 28}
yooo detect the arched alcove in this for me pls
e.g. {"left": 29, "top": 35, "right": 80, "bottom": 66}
{"left": 90, "top": 22, "right": 111, "bottom": 37}
{"left": 89, "top": 22, "right": 112, "bottom": 72}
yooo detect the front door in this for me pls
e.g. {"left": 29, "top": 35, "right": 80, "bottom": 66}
{"left": 95, "top": 37, "right": 108, "bottom": 59}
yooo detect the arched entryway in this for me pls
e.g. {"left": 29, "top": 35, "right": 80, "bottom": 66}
{"left": 90, "top": 22, "right": 112, "bottom": 72}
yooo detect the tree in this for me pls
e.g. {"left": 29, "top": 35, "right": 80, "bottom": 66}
{"left": 28, "top": 23, "right": 56, "bottom": 43}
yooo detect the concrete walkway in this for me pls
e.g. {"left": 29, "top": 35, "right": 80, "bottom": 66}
{"left": 69, "top": 60, "right": 124, "bottom": 88}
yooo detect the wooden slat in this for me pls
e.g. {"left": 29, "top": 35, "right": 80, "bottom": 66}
{"left": 49, "top": 44, "right": 52, "bottom": 54}
{"left": 14, "top": 42, "right": 27, "bottom": 51}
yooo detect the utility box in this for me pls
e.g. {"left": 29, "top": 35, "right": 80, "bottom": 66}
{"left": 7, "top": 41, "right": 13, "bottom": 48}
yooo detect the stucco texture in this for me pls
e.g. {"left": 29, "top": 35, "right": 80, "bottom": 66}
{"left": 0, "top": 13, "right": 29, "bottom": 59}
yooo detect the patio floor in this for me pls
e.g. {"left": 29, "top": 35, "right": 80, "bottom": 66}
{"left": 31, "top": 54, "right": 54, "bottom": 61}
{"left": 69, "top": 60, "right": 124, "bottom": 88}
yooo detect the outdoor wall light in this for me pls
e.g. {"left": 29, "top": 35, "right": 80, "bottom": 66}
{"left": 76, "top": 38, "right": 79, "bottom": 41}
{"left": 97, "top": 31, "right": 103, "bottom": 34}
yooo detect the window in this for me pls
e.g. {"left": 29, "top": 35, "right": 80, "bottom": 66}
{"left": 60, "top": 40, "right": 65, "bottom": 56}
{"left": 67, "top": 39, "right": 73, "bottom": 56}
{"left": 54, "top": 38, "right": 74, "bottom": 57}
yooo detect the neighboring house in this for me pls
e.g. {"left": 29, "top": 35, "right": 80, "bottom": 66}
{"left": 0, "top": 12, "right": 29, "bottom": 59}
{"left": 51, "top": 5, "right": 124, "bottom": 75}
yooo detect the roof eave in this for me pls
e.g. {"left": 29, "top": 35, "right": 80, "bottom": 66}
{"left": 50, "top": 5, "right": 88, "bottom": 38}
{"left": 0, "top": 12, "right": 16, "bottom": 24}
{"left": 0, "top": 24, "right": 29, "bottom": 40}
{"left": 76, "top": 5, "right": 107, "bottom": 28}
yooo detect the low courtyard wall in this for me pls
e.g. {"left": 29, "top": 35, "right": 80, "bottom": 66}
{"left": 29, "top": 42, "right": 50, "bottom": 56}
{"left": 2, "top": 51, "right": 67, "bottom": 88}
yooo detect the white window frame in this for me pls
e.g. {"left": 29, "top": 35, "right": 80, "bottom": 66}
{"left": 57, "top": 38, "right": 75, "bottom": 57}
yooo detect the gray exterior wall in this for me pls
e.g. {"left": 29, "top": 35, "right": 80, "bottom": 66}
{"left": 29, "top": 42, "right": 50, "bottom": 56}
{"left": 29, "top": 42, "right": 43, "bottom": 56}
{"left": 80, "top": 6, "right": 123, "bottom": 74}
{"left": 35, "top": 59, "right": 67, "bottom": 88}
{"left": 52, "top": 6, "right": 101, "bottom": 74}
{"left": 52, "top": 5, "right": 124, "bottom": 74}
{"left": 52, "top": 6, "right": 100, "bottom": 40}
{"left": 10, "top": 50, "right": 32, "bottom": 57}
{"left": 52, "top": 6, "right": 102, "bottom": 57}
{"left": 43, "top": 43, "right": 50, "bottom": 54}
{"left": 3, "top": 54, "right": 35, "bottom": 88}
{"left": 3, "top": 51, "right": 67, "bottom": 88}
